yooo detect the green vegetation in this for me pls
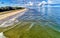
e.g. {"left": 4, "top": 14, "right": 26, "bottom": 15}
{"left": 0, "top": 6, "right": 25, "bottom": 12}
{"left": 0, "top": 22, "right": 60, "bottom": 38}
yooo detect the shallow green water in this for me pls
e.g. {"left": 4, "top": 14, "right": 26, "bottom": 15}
{"left": 0, "top": 22, "right": 59, "bottom": 38}
{"left": 0, "top": 7, "right": 60, "bottom": 38}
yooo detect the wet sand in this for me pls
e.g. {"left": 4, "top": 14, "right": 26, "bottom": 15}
{"left": 0, "top": 9, "right": 27, "bottom": 20}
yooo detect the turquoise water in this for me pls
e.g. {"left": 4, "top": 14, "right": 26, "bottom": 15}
{"left": 18, "top": 6, "right": 60, "bottom": 32}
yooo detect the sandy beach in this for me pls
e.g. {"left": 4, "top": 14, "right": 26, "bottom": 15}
{"left": 0, "top": 9, "right": 27, "bottom": 20}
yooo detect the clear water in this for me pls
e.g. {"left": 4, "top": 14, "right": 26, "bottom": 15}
{"left": 18, "top": 6, "right": 60, "bottom": 32}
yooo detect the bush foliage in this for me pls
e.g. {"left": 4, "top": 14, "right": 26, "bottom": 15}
{"left": 0, "top": 6, "right": 24, "bottom": 12}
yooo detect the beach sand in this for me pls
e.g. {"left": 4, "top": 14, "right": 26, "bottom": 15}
{"left": 0, "top": 9, "right": 27, "bottom": 20}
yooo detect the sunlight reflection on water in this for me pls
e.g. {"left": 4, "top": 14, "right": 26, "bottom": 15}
{"left": 18, "top": 6, "right": 60, "bottom": 32}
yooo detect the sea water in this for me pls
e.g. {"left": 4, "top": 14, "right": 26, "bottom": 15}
{"left": 18, "top": 5, "right": 60, "bottom": 32}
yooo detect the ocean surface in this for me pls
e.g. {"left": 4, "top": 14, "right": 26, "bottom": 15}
{"left": 1, "top": 5, "right": 60, "bottom": 38}
{"left": 18, "top": 6, "right": 60, "bottom": 32}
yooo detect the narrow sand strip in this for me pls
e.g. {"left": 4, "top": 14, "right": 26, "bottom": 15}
{"left": 0, "top": 10, "right": 27, "bottom": 27}
{"left": 0, "top": 9, "right": 27, "bottom": 20}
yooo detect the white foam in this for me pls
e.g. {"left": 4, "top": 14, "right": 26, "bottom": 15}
{"left": 0, "top": 32, "right": 6, "bottom": 38}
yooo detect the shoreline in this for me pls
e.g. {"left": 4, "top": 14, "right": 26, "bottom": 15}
{"left": 0, "top": 8, "right": 27, "bottom": 20}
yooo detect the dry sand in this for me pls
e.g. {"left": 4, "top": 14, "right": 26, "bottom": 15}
{"left": 0, "top": 9, "right": 27, "bottom": 20}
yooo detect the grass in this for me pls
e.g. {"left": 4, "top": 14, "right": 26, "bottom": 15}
{"left": 0, "top": 22, "right": 60, "bottom": 38}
